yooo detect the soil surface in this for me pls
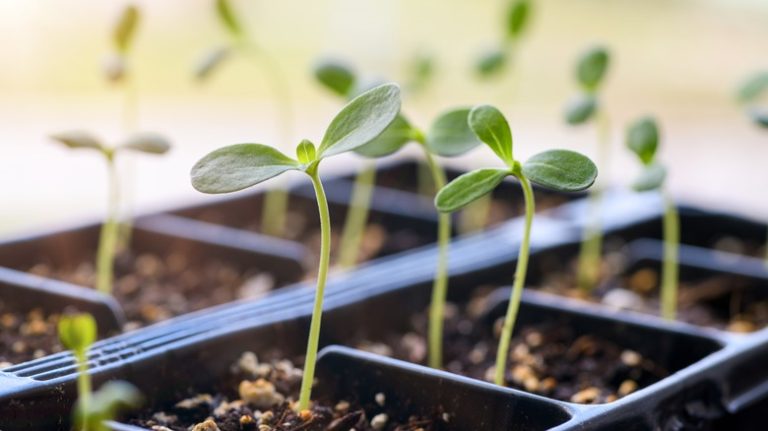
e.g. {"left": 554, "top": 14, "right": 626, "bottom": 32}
{"left": 0, "top": 303, "right": 63, "bottom": 367}
{"left": 127, "top": 353, "right": 446, "bottom": 431}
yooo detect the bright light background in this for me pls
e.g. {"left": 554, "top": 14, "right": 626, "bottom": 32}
{"left": 1, "top": 0, "right": 767, "bottom": 234}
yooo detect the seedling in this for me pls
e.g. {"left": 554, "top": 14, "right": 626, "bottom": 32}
{"left": 563, "top": 45, "right": 611, "bottom": 293}
{"left": 196, "top": 0, "right": 295, "bottom": 237}
{"left": 436, "top": 105, "right": 596, "bottom": 386}
{"left": 190, "top": 84, "right": 401, "bottom": 411}
{"left": 50, "top": 131, "right": 171, "bottom": 293}
{"left": 59, "top": 314, "right": 141, "bottom": 431}
{"left": 736, "top": 72, "right": 768, "bottom": 265}
{"left": 474, "top": 0, "right": 531, "bottom": 79}
{"left": 626, "top": 117, "right": 679, "bottom": 320}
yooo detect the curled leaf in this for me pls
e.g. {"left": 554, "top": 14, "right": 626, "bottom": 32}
{"left": 475, "top": 49, "right": 507, "bottom": 78}
{"left": 564, "top": 95, "right": 597, "bottom": 125}
{"left": 506, "top": 0, "right": 531, "bottom": 40}
{"left": 355, "top": 115, "right": 412, "bottom": 158}
{"left": 216, "top": 0, "right": 243, "bottom": 37}
{"left": 113, "top": 5, "right": 140, "bottom": 54}
{"left": 318, "top": 83, "right": 401, "bottom": 158}
{"left": 633, "top": 162, "right": 666, "bottom": 192}
{"left": 576, "top": 46, "right": 610, "bottom": 91}
{"left": 194, "top": 46, "right": 231, "bottom": 81}
{"left": 296, "top": 139, "right": 317, "bottom": 164}
{"left": 191, "top": 144, "right": 300, "bottom": 194}
{"left": 468, "top": 105, "right": 514, "bottom": 165}
{"left": 58, "top": 314, "right": 97, "bottom": 356}
{"left": 314, "top": 60, "right": 356, "bottom": 98}
{"left": 435, "top": 168, "right": 509, "bottom": 213}
{"left": 737, "top": 72, "right": 768, "bottom": 103}
{"left": 50, "top": 131, "right": 104, "bottom": 152}
{"left": 426, "top": 108, "right": 481, "bottom": 157}
{"left": 626, "top": 116, "right": 659, "bottom": 165}
{"left": 119, "top": 133, "right": 171, "bottom": 154}
{"left": 522, "top": 149, "right": 597, "bottom": 192}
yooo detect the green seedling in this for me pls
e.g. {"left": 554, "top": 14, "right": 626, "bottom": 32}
{"left": 59, "top": 314, "right": 142, "bottom": 431}
{"left": 190, "top": 84, "right": 401, "bottom": 411}
{"left": 563, "top": 45, "right": 611, "bottom": 293}
{"left": 196, "top": 0, "right": 295, "bottom": 238}
{"left": 736, "top": 72, "right": 768, "bottom": 265}
{"left": 436, "top": 105, "right": 596, "bottom": 386}
{"left": 50, "top": 132, "right": 171, "bottom": 294}
{"left": 474, "top": 0, "right": 531, "bottom": 79}
{"left": 626, "top": 117, "right": 679, "bottom": 320}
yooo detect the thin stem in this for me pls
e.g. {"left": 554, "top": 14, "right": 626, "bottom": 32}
{"left": 75, "top": 349, "right": 91, "bottom": 431}
{"left": 494, "top": 173, "right": 534, "bottom": 386}
{"left": 298, "top": 170, "right": 331, "bottom": 411}
{"left": 661, "top": 191, "right": 679, "bottom": 320}
{"left": 420, "top": 147, "right": 450, "bottom": 369}
{"left": 577, "top": 110, "right": 610, "bottom": 293}
{"left": 96, "top": 157, "right": 120, "bottom": 294}
{"left": 117, "top": 72, "right": 138, "bottom": 251}
{"left": 338, "top": 162, "right": 377, "bottom": 269}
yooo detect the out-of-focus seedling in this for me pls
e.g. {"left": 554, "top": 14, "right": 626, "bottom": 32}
{"left": 190, "top": 84, "right": 401, "bottom": 412}
{"left": 50, "top": 132, "right": 171, "bottom": 294}
{"left": 196, "top": 0, "right": 295, "bottom": 237}
{"left": 563, "top": 45, "right": 611, "bottom": 293}
{"left": 59, "top": 314, "right": 142, "bottom": 431}
{"left": 474, "top": 0, "right": 531, "bottom": 79}
{"left": 626, "top": 117, "right": 679, "bottom": 320}
{"left": 436, "top": 105, "right": 596, "bottom": 386}
{"left": 736, "top": 72, "right": 768, "bottom": 266}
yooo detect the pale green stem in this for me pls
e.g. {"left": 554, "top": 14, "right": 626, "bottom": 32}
{"left": 577, "top": 110, "right": 610, "bottom": 293}
{"left": 417, "top": 159, "right": 435, "bottom": 197}
{"left": 494, "top": 173, "right": 534, "bottom": 386}
{"left": 96, "top": 156, "right": 120, "bottom": 294}
{"left": 117, "top": 72, "right": 138, "bottom": 251}
{"left": 75, "top": 349, "right": 91, "bottom": 431}
{"left": 338, "top": 162, "right": 377, "bottom": 269}
{"left": 661, "top": 191, "right": 679, "bottom": 320}
{"left": 297, "top": 170, "right": 331, "bottom": 411}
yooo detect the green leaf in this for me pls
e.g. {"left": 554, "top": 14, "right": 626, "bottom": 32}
{"left": 355, "top": 115, "right": 412, "bottom": 158}
{"left": 58, "top": 314, "right": 96, "bottom": 356}
{"left": 426, "top": 108, "right": 482, "bottom": 157}
{"left": 564, "top": 95, "right": 597, "bottom": 125}
{"left": 626, "top": 116, "right": 659, "bottom": 165}
{"left": 119, "top": 133, "right": 171, "bottom": 154}
{"left": 318, "top": 83, "right": 401, "bottom": 158}
{"left": 216, "top": 0, "right": 242, "bottom": 37}
{"left": 113, "top": 5, "right": 140, "bottom": 54}
{"left": 75, "top": 381, "right": 142, "bottom": 431}
{"left": 632, "top": 162, "right": 666, "bottom": 192}
{"left": 506, "top": 0, "right": 531, "bottom": 39}
{"left": 191, "top": 144, "right": 301, "bottom": 194}
{"left": 522, "top": 149, "right": 597, "bottom": 192}
{"left": 50, "top": 131, "right": 104, "bottom": 152}
{"left": 576, "top": 46, "right": 610, "bottom": 91}
{"left": 737, "top": 72, "right": 768, "bottom": 103}
{"left": 468, "top": 105, "right": 514, "bottom": 165}
{"left": 475, "top": 49, "right": 507, "bottom": 77}
{"left": 194, "top": 46, "right": 231, "bottom": 81}
{"left": 407, "top": 52, "right": 435, "bottom": 93}
{"left": 296, "top": 139, "right": 317, "bottom": 164}
{"left": 314, "top": 60, "right": 356, "bottom": 98}
{"left": 749, "top": 107, "right": 768, "bottom": 128}
{"left": 435, "top": 168, "right": 510, "bottom": 213}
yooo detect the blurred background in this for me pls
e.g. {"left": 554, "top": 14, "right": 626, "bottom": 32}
{"left": 1, "top": 0, "right": 766, "bottom": 234}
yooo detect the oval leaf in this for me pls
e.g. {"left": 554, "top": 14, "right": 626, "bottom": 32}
{"left": 737, "top": 72, "right": 768, "bottom": 103}
{"left": 296, "top": 139, "right": 317, "bottom": 164}
{"left": 120, "top": 132, "right": 171, "bottom": 154}
{"left": 318, "top": 83, "right": 401, "bottom": 158}
{"left": 194, "top": 46, "right": 231, "bottom": 81}
{"left": 564, "top": 95, "right": 597, "bottom": 125}
{"left": 426, "top": 108, "right": 482, "bottom": 157}
{"left": 435, "top": 168, "right": 509, "bottom": 213}
{"left": 50, "top": 131, "right": 104, "bottom": 152}
{"left": 58, "top": 314, "right": 96, "bottom": 355}
{"left": 216, "top": 0, "right": 242, "bottom": 37}
{"left": 506, "top": 0, "right": 531, "bottom": 39}
{"left": 626, "top": 116, "right": 659, "bottom": 165}
{"left": 749, "top": 107, "right": 768, "bottom": 128}
{"left": 522, "top": 149, "right": 597, "bottom": 192}
{"left": 76, "top": 381, "right": 142, "bottom": 430}
{"left": 113, "top": 5, "right": 140, "bottom": 54}
{"left": 355, "top": 114, "right": 412, "bottom": 158}
{"left": 576, "top": 46, "right": 610, "bottom": 91}
{"left": 469, "top": 105, "right": 514, "bottom": 165}
{"left": 314, "top": 60, "right": 356, "bottom": 98}
{"left": 633, "top": 162, "right": 666, "bottom": 192}
{"left": 475, "top": 49, "right": 507, "bottom": 77}
{"left": 191, "top": 144, "right": 300, "bottom": 194}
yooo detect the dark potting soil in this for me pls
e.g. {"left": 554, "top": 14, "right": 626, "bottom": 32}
{"left": 27, "top": 251, "right": 274, "bottom": 329}
{"left": 0, "top": 303, "right": 63, "bottom": 367}
{"left": 353, "top": 289, "right": 668, "bottom": 405}
{"left": 127, "top": 352, "right": 447, "bottom": 431}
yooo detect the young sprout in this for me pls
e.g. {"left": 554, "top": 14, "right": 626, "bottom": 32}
{"left": 50, "top": 132, "right": 171, "bottom": 293}
{"left": 190, "top": 84, "right": 401, "bottom": 411}
{"left": 563, "top": 46, "right": 611, "bottom": 293}
{"left": 736, "top": 72, "right": 768, "bottom": 266}
{"left": 59, "top": 314, "right": 142, "bottom": 431}
{"left": 474, "top": 0, "right": 531, "bottom": 79}
{"left": 626, "top": 117, "right": 679, "bottom": 320}
{"left": 196, "top": 0, "right": 295, "bottom": 237}
{"left": 436, "top": 105, "right": 596, "bottom": 386}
